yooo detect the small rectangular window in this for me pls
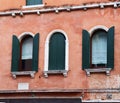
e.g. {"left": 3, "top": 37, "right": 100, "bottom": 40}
{"left": 26, "top": 0, "right": 43, "bottom": 6}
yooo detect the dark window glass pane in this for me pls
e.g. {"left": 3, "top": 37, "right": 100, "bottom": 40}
{"left": 20, "top": 59, "right": 32, "bottom": 71}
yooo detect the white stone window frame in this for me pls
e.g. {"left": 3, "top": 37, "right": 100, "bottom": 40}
{"left": 22, "top": 0, "right": 44, "bottom": 9}
{"left": 85, "top": 25, "right": 112, "bottom": 76}
{"left": 12, "top": 32, "right": 36, "bottom": 79}
{"left": 44, "top": 30, "right": 69, "bottom": 78}
{"left": 18, "top": 32, "right": 34, "bottom": 41}
{"left": 89, "top": 25, "right": 108, "bottom": 36}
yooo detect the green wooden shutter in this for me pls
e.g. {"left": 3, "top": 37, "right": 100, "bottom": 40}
{"left": 107, "top": 26, "right": 114, "bottom": 69}
{"left": 26, "top": 0, "right": 34, "bottom": 5}
{"left": 49, "top": 33, "right": 65, "bottom": 70}
{"left": 11, "top": 35, "right": 20, "bottom": 72}
{"left": 82, "top": 30, "right": 90, "bottom": 69}
{"left": 26, "top": 0, "right": 42, "bottom": 5}
{"left": 34, "top": 0, "right": 42, "bottom": 4}
{"left": 32, "top": 33, "right": 39, "bottom": 71}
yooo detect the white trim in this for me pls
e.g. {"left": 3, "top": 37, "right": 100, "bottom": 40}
{"left": 18, "top": 32, "right": 34, "bottom": 41}
{"left": 89, "top": 25, "right": 109, "bottom": 36}
{"left": 44, "top": 30, "right": 69, "bottom": 77}
{"left": 22, "top": 4, "right": 44, "bottom": 9}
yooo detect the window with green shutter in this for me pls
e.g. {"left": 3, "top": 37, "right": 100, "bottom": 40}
{"left": 11, "top": 33, "right": 39, "bottom": 78}
{"left": 26, "top": 0, "right": 43, "bottom": 5}
{"left": 82, "top": 26, "right": 114, "bottom": 76}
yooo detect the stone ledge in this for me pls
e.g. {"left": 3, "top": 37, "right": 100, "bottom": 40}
{"left": 11, "top": 71, "right": 36, "bottom": 79}
{"left": 44, "top": 70, "right": 68, "bottom": 78}
{"left": 84, "top": 68, "right": 112, "bottom": 76}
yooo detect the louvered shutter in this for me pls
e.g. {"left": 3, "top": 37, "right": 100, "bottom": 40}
{"left": 11, "top": 35, "right": 20, "bottom": 72}
{"left": 107, "top": 26, "right": 114, "bottom": 69}
{"left": 82, "top": 30, "right": 90, "bottom": 69}
{"left": 32, "top": 33, "right": 39, "bottom": 71}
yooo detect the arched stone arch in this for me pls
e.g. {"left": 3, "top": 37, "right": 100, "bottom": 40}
{"left": 18, "top": 32, "right": 34, "bottom": 41}
{"left": 89, "top": 25, "right": 109, "bottom": 36}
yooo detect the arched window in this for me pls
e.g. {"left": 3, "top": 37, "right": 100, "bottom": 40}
{"left": 91, "top": 29, "right": 107, "bottom": 67}
{"left": 48, "top": 32, "right": 65, "bottom": 71}
{"left": 44, "top": 30, "right": 69, "bottom": 77}
{"left": 82, "top": 26, "right": 114, "bottom": 76}
{"left": 11, "top": 33, "right": 39, "bottom": 78}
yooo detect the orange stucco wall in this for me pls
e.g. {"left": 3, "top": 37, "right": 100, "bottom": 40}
{"left": 0, "top": 7, "right": 120, "bottom": 99}
{"left": 0, "top": 0, "right": 120, "bottom": 101}
{"left": 45, "top": 0, "right": 111, "bottom": 6}
{"left": 0, "top": 0, "right": 25, "bottom": 11}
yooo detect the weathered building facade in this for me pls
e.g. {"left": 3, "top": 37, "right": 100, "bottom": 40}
{"left": 0, "top": 0, "right": 120, "bottom": 102}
